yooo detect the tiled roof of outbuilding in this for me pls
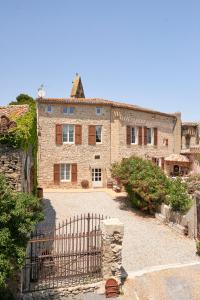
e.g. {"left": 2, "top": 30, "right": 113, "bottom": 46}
{"left": 37, "top": 97, "right": 176, "bottom": 118}
{"left": 0, "top": 105, "right": 29, "bottom": 120}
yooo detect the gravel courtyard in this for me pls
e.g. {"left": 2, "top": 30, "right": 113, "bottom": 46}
{"left": 42, "top": 191, "right": 199, "bottom": 273}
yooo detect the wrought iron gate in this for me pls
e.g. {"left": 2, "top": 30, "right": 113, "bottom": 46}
{"left": 22, "top": 214, "right": 104, "bottom": 292}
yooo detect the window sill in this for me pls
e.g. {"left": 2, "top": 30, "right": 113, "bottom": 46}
{"left": 63, "top": 142, "right": 75, "bottom": 145}
{"left": 60, "top": 180, "right": 71, "bottom": 183}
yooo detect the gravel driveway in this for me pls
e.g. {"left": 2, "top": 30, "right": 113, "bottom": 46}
{"left": 42, "top": 191, "right": 199, "bottom": 273}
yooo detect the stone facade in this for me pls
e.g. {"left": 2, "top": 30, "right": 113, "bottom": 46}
{"left": 37, "top": 99, "right": 181, "bottom": 189}
{"left": 181, "top": 122, "right": 200, "bottom": 150}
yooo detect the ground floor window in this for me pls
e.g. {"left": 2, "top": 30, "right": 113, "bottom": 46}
{"left": 92, "top": 168, "right": 102, "bottom": 182}
{"left": 60, "top": 164, "right": 71, "bottom": 181}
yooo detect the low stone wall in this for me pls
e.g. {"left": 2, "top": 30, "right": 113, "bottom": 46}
{"left": 156, "top": 192, "right": 199, "bottom": 238}
{"left": 22, "top": 282, "right": 101, "bottom": 300}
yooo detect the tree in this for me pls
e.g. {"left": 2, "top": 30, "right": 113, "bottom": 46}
{"left": 9, "top": 93, "right": 35, "bottom": 107}
{"left": 0, "top": 174, "right": 43, "bottom": 292}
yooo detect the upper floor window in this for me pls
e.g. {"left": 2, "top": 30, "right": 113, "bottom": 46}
{"left": 96, "top": 125, "right": 102, "bottom": 143}
{"left": 62, "top": 124, "right": 74, "bottom": 143}
{"left": 96, "top": 107, "right": 103, "bottom": 116}
{"left": 60, "top": 163, "right": 71, "bottom": 181}
{"left": 185, "top": 135, "right": 191, "bottom": 149}
{"left": 46, "top": 105, "right": 53, "bottom": 113}
{"left": 63, "top": 106, "right": 75, "bottom": 115}
{"left": 147, "top": 128, "right": 153, "bottom": 144}
{"left": 131, "top": 127, "right": 138, "bottom": 144}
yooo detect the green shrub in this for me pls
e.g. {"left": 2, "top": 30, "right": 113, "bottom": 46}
{"left": 111, "top": 156, "right": 170, "bottom": 213}
{"left": 168, "top": 178, "right": 192, "bottom": 213}
{"left": 111, "top": 156, "right": 192, "bottom": 214}
{"left": 0, "top": 174, "right": 43, "bottom": 290}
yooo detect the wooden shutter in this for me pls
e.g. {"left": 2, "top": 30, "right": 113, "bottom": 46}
{"left": 152, "top": 157, "right": 156, "bottom": 164}
{"left": 154, "top": 128, "right": 158, "bottom": 146}
{"left": 161, "top": 157, "right": 165, "bottom": 170}
{"left": 71, "top": 163, "right": 77, "bottom": 183}
{"left": 88, "top": 125, "right": 96, "bottom": 145}
{"left": 75, "top": 125, "right": 82, "bottom": 145}
{"left": 144, "top": 127, "right": 147, "bottom": 145}
{"left": 138, "top": 127, "right": 143, "bottom": 145}
{"left": 126, "top": 126, "right": 131, "bottom": 145}
{"left": 54, "top": 164, "right": 60, "bottom": 184}
{"left": 56, "top": 124, "right": 62, "bottom": 145}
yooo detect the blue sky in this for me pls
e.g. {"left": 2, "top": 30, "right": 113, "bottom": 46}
{"left": 0, "top": 0, "right": 199, "bottom": 120}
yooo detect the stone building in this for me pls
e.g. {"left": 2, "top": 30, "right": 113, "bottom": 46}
{"left": 180, "top": 122, "right": 200, "bottom": 175}
{"left": 0, "top": 105, "right": 34, "bottom": 192}
{"left": 37, "top": 74, "right": 182, "bottom": 189}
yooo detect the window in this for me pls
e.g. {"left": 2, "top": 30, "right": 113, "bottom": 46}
{"left": 94, "top": 155, "right": 100, "bottom": 159}
{"left": 147, "top": 128, "right": 153, "bottom": 144}
{"left": 63, "top": 107, "right": 68, "bottom": 114}
{"left": 60, "top": 164, "right": 70, "bottom": 181}
{"left": 96, "top": 126, "right": 102, "bottom": 143}
{"left": 96, "top": 107, "right": 102, "bottom": 115}
{"left": 62, "top": 125, "right": 74, "bottom": 143}
{"left": 131, "top": 127, "right": 138, "bottom": 144}
{"left": 63, "top": 107, "right": 75, "bottom": 115}
{"left": 92, "top": 168, "right": 102, "bottom": 182}
{"left": 69, "top": 107, "right": 75, "bottom": 115}
{"left": 46, "top": 105, "right": 52, "bottom": 113}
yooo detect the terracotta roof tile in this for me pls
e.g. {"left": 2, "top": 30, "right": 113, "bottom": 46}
{"left": 37, "top": 97, "right": 176, "bottom": 118}
{"left": 165, "top": 154, "right": 190, "bottom": 163}
{"left": 0, "top": 105, "right": 29, "bottom": 120}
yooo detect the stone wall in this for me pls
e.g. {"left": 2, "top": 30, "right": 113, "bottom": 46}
{"left": 0, "top": 145, "right": 23, "bottom": 191}
{"left": 22, "top": 283, "right": 101, "bottom": 300}
{"left": 0, "top": 144, "right": 32, "bottom": 192}
{"left": 156, "top": 196, "right": 198, "bottom": 238}
{"left": 101, "top": 218, "right": 124, "bottom": 282}
{"left": 38, "top": 102, "right": 181, "bottom": 189}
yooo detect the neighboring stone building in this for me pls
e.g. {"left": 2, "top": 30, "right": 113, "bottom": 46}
{"left": 182, "top": 122, "right": 200, "bottom": 150}
{"left": 0, "top": 105, "right": 34, "bottom": 192}
{"left": 180, "top": 122, "right": 200, "bottom": 175}
{"left": 37, "top": 74, "right": 182, "bottom": 189}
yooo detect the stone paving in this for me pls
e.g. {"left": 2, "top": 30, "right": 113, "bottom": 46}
{"left": 121, "top": 263, "right": 200, "bottom": 300}
{"left": 42, "top": 190, "right": 200, "bottom": 274}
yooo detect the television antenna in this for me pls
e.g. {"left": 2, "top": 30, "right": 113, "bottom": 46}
{"left": 37, "top": 84, "right": 46, "bottom": 98}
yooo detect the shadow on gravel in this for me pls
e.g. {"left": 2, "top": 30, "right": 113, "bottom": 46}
{"left": 113, "top": 195, "right": 155, "bottom": 219}
{"left": 36, "top": 198, "right": 56, "bottom": 232}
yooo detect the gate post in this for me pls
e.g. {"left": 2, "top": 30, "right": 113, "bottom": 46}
{"left": 101, "top": 218, "right": 124, "bottom": 282}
